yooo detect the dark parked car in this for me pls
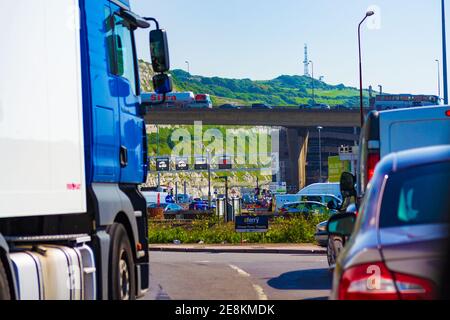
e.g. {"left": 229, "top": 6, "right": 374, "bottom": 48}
{"left": 314, "top": 220, "right": 328, "bottom": 247}
{"left": 315, "top": 202, "right": 356, "bottom": 248}
{"left": 189, "top": 198, "right": 212, "bottom": 211}
{"left": 147, "top": 202, "right": 182, "bottom": 212}
{"left": 164, "top": 203, "right": 184, "bottom": 213}
{"left": 298, "top": 104, "right": 310, "bottom": 110}
{"left": 147, "top": 202, "right": 168, "bottom": 209}
{"left": 252, "top": 103, "right": 273, "bottom": 110}
{"left": 310, "top": 103, "right": 331, "bottom": 110}
{"left": 219, "top": 104, "right": 241, "bottom": 110}
{"left": 279, "top": 201, "right": 338, "bottom": 216}
{"left": 329, "top": 145, "right": 450, "bottom": 300}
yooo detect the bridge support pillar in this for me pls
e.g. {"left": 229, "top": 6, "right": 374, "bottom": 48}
{"left": 286, "top": 128, "right": 309, "bottom": 192}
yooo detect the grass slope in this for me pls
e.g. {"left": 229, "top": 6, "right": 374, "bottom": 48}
{"left": 139, "top": 60, "right": 369, "bottom": 107}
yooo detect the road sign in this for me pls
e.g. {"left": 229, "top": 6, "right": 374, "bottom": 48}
{"left": 194, "top": 157, "right": 208, "bottom": 170}
{"left": 218, "top": 155, "right": 232, "bottom": 170}
{"left": 176, "top": 157, "right": 189, "bottom": 171}
{"left": 156, "top": 157, "right": 170, "bottom": 172}
{"left": 235, "top": 216, "right": 269, "bottom": 233}
{"left": 328, "top": 156, "right": 351, "bottom": 182}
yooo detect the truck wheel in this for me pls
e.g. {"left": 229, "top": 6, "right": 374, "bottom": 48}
{"left": 0, "top": 259, "right": 11, "bottom": 300}
{"left": 107, "top": 223, "right": 136, "bottom": 300}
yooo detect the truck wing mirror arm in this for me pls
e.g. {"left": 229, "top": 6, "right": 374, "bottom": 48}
{"left": 120, "top": 10, "right": 151, "bottom": 29}
{"left": 143, "top": 17, "right": 160, "bottom": 30}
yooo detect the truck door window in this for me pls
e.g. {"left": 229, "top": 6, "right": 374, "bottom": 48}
{"left": 113, "top": 15, "right": 138, "bottom": 96}
{"left": 104, "top": 6, "right": 115, "bottom": 75}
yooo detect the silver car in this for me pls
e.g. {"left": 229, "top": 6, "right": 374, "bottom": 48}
{"left": 329, "top": 145, "right": 450, "bottom": 300}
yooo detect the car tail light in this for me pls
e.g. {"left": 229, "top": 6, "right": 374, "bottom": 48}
{"left": 367, "top": 152, "right": 380, "bottom": 182}
{"left": 338, "top": 262, "right": 436, "bottom": 300}
{"left": 445, "top": 109, "right": 450, "bottom": 117}
{"left": 195, "top": 94, "right": 207, "bottom": 101}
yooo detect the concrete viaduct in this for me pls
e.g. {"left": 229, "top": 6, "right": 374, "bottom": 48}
{"left": 144, "top": 108, "right": 362, "bottom": 191}
{"left": 144, "top": 108, "right": 361, "bottom": 127}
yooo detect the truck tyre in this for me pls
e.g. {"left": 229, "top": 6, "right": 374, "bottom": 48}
{"left": 0, "top": 259, "right": 11, "bottom": 300}
{"left": 107, "top": 223, "right": 136, "bottom": 300}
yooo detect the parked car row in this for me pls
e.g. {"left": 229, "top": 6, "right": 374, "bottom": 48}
{"left": 324, "top": 106, "right": 450, "bottom": 300}
{"left": 144, "top": 96, "right": 360, "bottom": 111}
{"left": 219, "top": 104, "right": 349, "bottom": 110}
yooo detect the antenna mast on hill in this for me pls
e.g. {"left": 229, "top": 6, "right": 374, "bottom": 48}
{"left": 303, "top": 44, "right": 310, "bottom": 76}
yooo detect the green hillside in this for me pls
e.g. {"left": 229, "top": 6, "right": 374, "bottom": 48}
{"left": 139, "top": 60, "right": 369, "bottom": 107}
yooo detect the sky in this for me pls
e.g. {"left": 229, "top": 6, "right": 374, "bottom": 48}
{"left": 131, "top": 0, "right": 448, "bottom": 95}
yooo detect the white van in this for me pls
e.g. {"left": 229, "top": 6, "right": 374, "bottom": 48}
{"left": 297, "top": 183, "right": 341, "bottom": 199}
{"left": 274, "top": 182, "right": 343, "bottom": 212}
{"left": 358, "top": 106, "right": 450, "bottom": 195}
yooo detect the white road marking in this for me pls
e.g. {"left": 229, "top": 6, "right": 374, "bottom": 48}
{"left": 228, "top": 264, "right": 269, "bottom": 300}
{"left": 252, "top": 284, "right": 269, "bottom": 300}
{"left": 229, "top": 264, "right": 250, "bottom": 277}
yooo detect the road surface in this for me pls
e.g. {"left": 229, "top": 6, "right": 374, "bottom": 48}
{"left": 143, "top": 251, "right": 332, "bottom": 300}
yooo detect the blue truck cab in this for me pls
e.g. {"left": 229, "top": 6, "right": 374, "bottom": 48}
{"left": 0, "top": 0, "right": 172, "bottom": 300}
{"left": 82, "top": 0, "right": 148, "bottom": 185}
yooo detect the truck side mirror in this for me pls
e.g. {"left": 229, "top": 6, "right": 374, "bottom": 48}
{"left": 150, "top": 29, "right": 170, "bottom": 73}
{"left": 327, "top": 212, "right": 356, "bottom": 237}
{"left": 340, "top": 172, "right": 356, "bottom": 198}
{"left": 152, "top": 73, "right": 173, "bottom": 94}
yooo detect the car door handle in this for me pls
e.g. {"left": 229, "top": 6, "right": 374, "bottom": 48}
{"left": 120, "top": 146, "right": 128, "bottom": 167}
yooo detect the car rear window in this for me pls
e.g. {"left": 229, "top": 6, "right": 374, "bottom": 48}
{"left": 380, "top": 162, "right": 450, "bottom": 228}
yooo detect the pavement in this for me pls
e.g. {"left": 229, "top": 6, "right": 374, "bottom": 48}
{"left": 149, "top": 243, "right": 326, "bottom": 254}
{"left": 143, "top": 251, "right": 332, "bottom": 300}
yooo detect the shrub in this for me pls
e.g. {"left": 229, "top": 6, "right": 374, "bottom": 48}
{"left": 148, "top": 214, "right": 328, "bottom": 245}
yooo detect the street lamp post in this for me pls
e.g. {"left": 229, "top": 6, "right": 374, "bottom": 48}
{"left": 206, "top": 148, "right": 212, "bottom": 210}
{"left": 317, "top": 126, "right": 323, "bottom": 182}
{"left": 185, "top": 60, "right": 190, "bottom": 74}
{"left": 358, "top": 11, "right": 375, "bottom": 127}
{"left": 441, "top": 0, "right": 448, "bottom": 104}
{"left": 157, "top": 125, "right": 160, "bottom": 188}
{"left": 201, "top": 143, "right": 212, "bottom": 209}
{"left": 436, "top": 59, "right": 441, "bottom": 99}
{"left": 216, "top": 176, "right": 229, "bottom": 222}
{"left": 309, "top": 60, "right": 315, "bottom": 105}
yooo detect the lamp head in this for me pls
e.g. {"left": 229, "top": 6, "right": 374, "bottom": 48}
{"left": 366, "top": 11, "right": 375, "bottom": 17}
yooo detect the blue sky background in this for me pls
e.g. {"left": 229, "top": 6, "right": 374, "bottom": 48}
{"left": 132, "top": 0, "right": 448, "bottom": 95}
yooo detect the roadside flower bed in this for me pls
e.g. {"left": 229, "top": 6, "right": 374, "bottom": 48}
{"left": 148, "top": 214, "right": 328, "bottom": 244}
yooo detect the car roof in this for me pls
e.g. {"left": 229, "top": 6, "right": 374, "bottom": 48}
{"left": 378, "top": 104, "right": 449, "bottom": 115}
{"left": 300, "top": 193, "right": 341, "bottom": 198}
{"left": 377, "top": 145, "right": 450, "bottom": 175}
{"left": 283, "top": 201, "right": 325, "bottom": 206}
